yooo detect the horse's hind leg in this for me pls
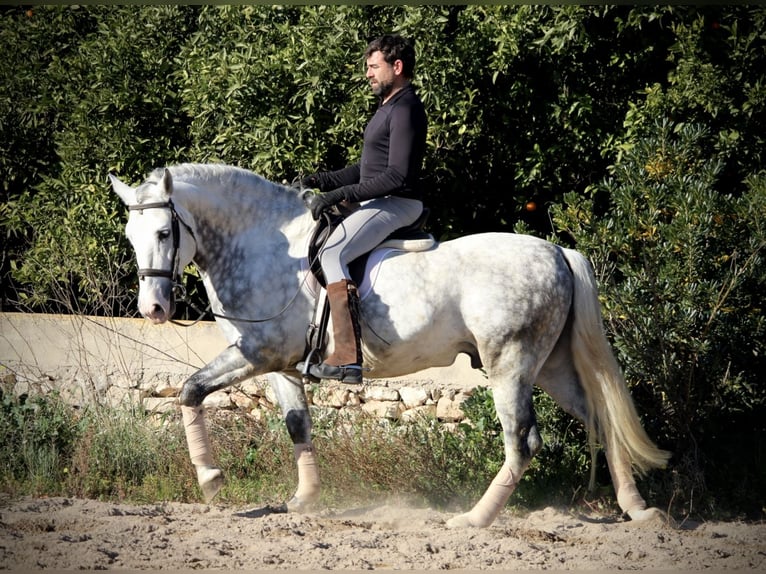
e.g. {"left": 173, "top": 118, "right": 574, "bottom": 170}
{"left": 535, "top": 332, "right": 665, "bottom": 522}
{"left": 178, "top": 344, "right": 258, "bottom": 502}
{"left": 447, "top": 360, "right": 542, "bottom": 528}
{"left": 268, "top": 372, "right": 320, "bottom": 511}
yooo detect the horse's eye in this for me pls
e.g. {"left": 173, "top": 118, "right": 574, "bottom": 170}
{"left": 158, "top": 229, "right": 171, "bottom": 241}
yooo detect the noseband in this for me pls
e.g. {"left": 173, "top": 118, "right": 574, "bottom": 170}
{"left": 128, "top": 199, "right": 196, "bottom": 298}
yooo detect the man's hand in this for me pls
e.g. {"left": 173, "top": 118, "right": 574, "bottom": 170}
{"left": 287, "top": 174, "right": 320, "bottom": 191}
{"left": 308, "top": 188, "right": 346, "bottom": 220}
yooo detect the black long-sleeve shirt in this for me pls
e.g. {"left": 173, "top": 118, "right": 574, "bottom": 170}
{"left": 315, "top": 83, "right": 427, "bottom": 202}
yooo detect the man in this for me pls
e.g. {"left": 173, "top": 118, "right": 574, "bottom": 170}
{"left": 300, "top": 34, "right": 428, "bottom": 383}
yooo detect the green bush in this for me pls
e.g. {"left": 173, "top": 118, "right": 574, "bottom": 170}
{"left": 69, "top": 406, "right": 193, "bottom": 501}
{"left": 553, "top": 121, "right": 766, "bottom": 517}
{"left": 0, "top": 386, "right": 589, "bottom": 512}
{"left": 176, "top": 5, "right": 372, "bottom": 177}
{"left": 1, "top": 4, "right": 707, "bottom": 311}
{"left": 1, "top": 5, "right": 196, "bottom": 315}
{"left": 549, "top": 8, "right": 766, "bottom": 518}
{"left": 0, "top": 389, "right": 84, "bottom": 494}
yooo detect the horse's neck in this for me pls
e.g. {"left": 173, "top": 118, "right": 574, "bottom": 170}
{"left": 173, "top": 177, "right": 310, "bottom": 270}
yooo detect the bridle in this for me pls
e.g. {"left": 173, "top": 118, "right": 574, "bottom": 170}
{"left": 126, "top": 195, "right": 325, "bottom": 326}
{"left": 128, "top": 199, "right": 196, "bottom": 302}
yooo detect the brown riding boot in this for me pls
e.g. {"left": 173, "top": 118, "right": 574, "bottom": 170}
{"left": 309, "top": 279, "right": 363, "bottom": 384}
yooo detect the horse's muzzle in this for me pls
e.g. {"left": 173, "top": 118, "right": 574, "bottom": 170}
{"left": 138, "top": 277, "right": 176, "bottom": 324}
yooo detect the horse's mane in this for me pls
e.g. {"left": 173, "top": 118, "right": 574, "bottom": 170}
{"left": 146, "top": 163, "right": 283, "bottom": 193}
{"left": 140, "top": 163, "right": 306, "bottom": 230}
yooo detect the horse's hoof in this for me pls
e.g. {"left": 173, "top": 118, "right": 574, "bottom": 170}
{"left": 286, "top": 495, "right": 313, "bottom": 513}
{"left": 446, "top": 512, "right": 484, "bottom": 529}
{"left": 627, "top": 507, "right": 676, "bottom": 527}
{"left": 197, "top": 466, "right": 224, "bottom": 503}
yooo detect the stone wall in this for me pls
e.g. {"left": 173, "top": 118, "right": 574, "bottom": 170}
{"left": 0, "top": 313, "right": 487, "bottom": 423}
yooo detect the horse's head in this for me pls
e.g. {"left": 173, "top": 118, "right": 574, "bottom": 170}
{"left": 110, "top": 168, "right": 196, "bottom": 324}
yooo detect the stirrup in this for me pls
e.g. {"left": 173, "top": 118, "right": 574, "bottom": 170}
{"left": 309, "top": 362, "right": 363, "bottom": 384}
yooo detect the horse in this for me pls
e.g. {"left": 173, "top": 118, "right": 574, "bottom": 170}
{"left": 109, "top": 163, "right": 670, "bottom": 528}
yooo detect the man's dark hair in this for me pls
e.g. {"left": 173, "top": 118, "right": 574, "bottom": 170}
{"left": 365, "top": 34, "right": 416, "bottom": 78}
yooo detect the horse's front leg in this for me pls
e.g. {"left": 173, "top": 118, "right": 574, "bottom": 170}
{"left": 178, "top": 344, "right": 258, "bottom": 502}
{"left": 267, "top": 372, "right": 320, "bottom": 512}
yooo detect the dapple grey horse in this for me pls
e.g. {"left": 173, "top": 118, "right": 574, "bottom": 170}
{"left": 110, "top": 163, "right": 670, "bottom": 528}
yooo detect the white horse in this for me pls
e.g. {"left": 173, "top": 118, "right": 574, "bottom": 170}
{"left": 110, "top": 163, "right": 670, "bottom": 528}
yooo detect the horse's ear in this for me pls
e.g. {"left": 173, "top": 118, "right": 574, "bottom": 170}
{"left": 109, "top": 174, "right": 136, "bottom": 206}
{"left": 159, "top": 168, "right": 173, "bottom": 198}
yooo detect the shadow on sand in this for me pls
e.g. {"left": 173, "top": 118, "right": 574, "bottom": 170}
{"left": 234, "top": 503, "right": 288, "bottom": 519}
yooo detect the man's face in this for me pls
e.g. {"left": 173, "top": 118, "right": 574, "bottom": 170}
{"left": 366, "top": 50, "right": 397, "bottom": 99}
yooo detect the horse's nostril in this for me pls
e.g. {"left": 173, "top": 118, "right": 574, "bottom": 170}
{"left": 151, "top": 304, "right": 165, "bottom": 317}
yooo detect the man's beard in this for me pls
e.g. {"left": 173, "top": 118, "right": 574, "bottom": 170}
{"left": 372, "top": 78, "right": 394, "bottom": 99}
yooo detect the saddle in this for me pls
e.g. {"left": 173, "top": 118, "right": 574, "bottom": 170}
{"left": 307, "top": 206, "right": 435, "bottom": 288}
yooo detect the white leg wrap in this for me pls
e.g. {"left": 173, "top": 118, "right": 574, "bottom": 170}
{"left": 181, "top": 405, "right": 214, "bottom": 466}
{"left": 289, "top": 443, "right": 320, "bottom": 510}
{"left": 447, "top": 465, "right": 516, "bottom": 528}
{"left": 606, "top": 449, "right": 673, "bottom": 525}
{"left": 606, "top": 451, "right": 647, "bottom": 514}
{"left": 617, "top": 482, "right": 648, "bottom": 514}
{"left": 181, "top": 405, "right": 223, "bottom": 502}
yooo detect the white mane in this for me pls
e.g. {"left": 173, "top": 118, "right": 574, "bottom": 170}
{"left": 147, "top": 163, "right": 287, "bottom": 196}
{"left": 139, "top": 163, "right": 306, "bottom": 228}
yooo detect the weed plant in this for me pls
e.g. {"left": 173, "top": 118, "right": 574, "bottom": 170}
{"left": 0, "top": 386, "right": 612, "bottom": 515}
{"left": 0, "top": 389, "right": 83, "bottom": 495}
{"left": 0, "top": 385, "right": 733, "bottom": 520}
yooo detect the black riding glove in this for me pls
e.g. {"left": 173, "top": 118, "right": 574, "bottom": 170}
{"left": 287, "top": 174, "right": 321, "bottom": 191}
{"left": 309, "top": 188, "right": 347, "bottom": 220}
{"left": 300, "top": 174, "right": 321, "bottom": 190}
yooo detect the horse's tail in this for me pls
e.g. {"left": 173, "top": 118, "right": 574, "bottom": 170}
{"left": 560, "top": 247, "right": 671, "bottom": 475}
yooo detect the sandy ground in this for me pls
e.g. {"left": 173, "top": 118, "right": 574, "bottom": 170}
{"left": 0, "top": 496, "right": 763, "bottom": 571}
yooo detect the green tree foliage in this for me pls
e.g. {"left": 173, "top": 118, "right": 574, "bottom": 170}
{"left": 553, "top": 7, "right": 766, "bottom": 517}
{"left": 1, "top": 5, "right": 197, "bottom": 314}
{"left": 1, "top": 4, "right": 691, "bottom": 313}
{"left": 177, "top": 5, "right": 372, "bottom": 175}
{"left": 2, "top": 4, "right": 738, "bottom": 312}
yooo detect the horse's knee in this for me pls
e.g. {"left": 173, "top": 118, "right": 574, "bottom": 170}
{"left": 179, "top": 378, "right": 206, "bottom": 407}
{"left": 285, "top": 409, "right": 312, "bottom": 444}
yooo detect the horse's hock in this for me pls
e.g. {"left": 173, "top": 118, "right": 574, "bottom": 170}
{"left": 0, "top": 313, "right": 485, "bottom": 423}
